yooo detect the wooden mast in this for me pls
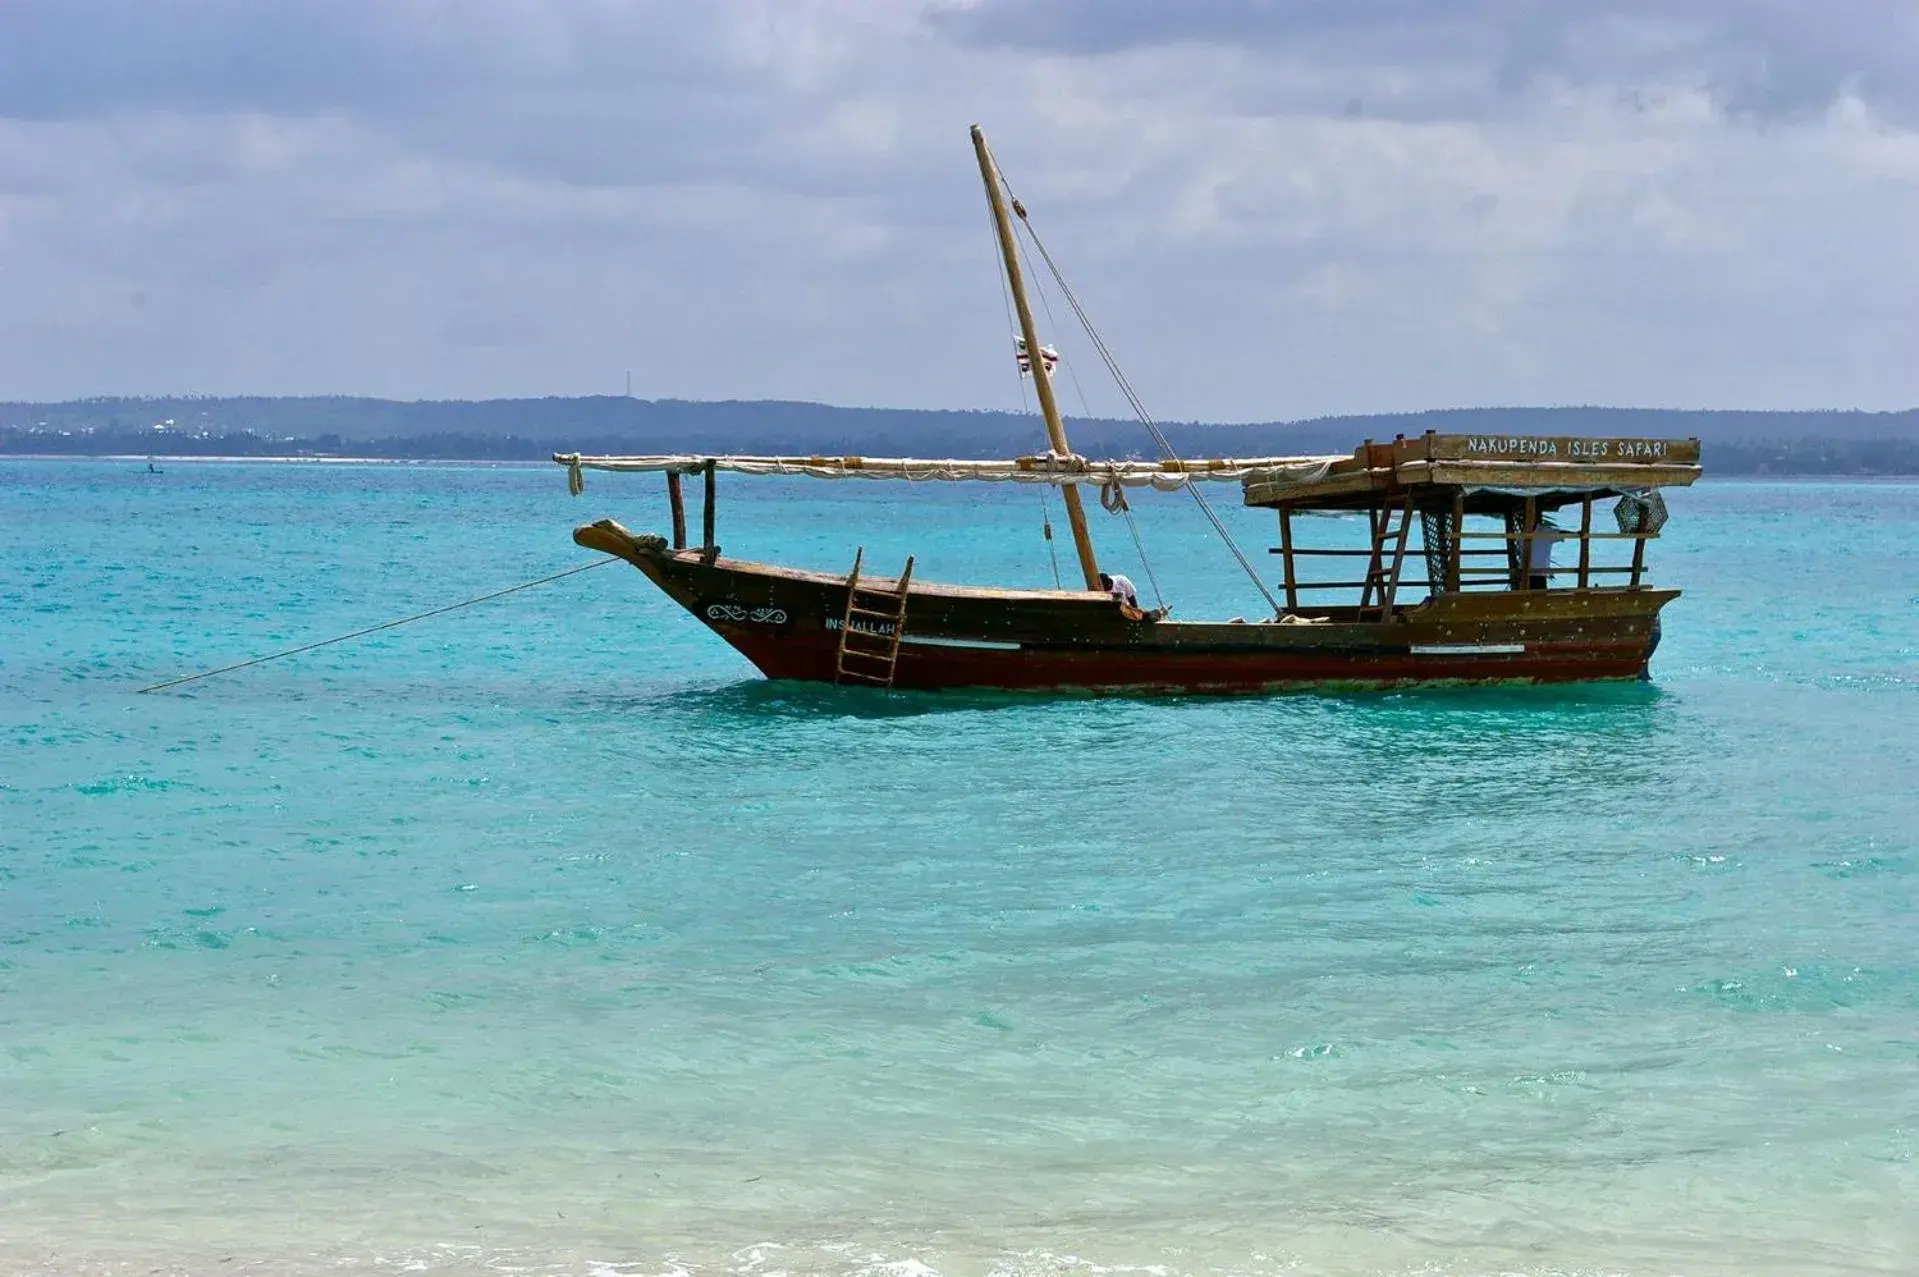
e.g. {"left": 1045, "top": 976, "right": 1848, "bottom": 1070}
{"left": 971, "top": 124, "right": 1102, "bottom": 592}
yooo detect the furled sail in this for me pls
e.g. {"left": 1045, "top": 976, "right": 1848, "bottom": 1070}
{"left": 556, "top": 451, "right": 1340, "bottom": 496}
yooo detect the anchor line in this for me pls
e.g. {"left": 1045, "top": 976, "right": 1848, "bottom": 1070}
{"left": 136, "top": 558, "right": 617, "bottom": 694}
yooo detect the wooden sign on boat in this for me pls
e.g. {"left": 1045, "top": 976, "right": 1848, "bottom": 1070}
{"left": 553, "top": 128, "right": 1701, "bottom": 694}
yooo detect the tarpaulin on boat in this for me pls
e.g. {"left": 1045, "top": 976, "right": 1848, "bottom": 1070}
{"left": 556, "top": 451, "right": 1340, "bottom": 495}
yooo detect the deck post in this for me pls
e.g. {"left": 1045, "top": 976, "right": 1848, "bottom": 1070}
{"left": 1520, "top": 496, "right": 1538, "bottom": 589}
{"left": 1629, "top": 511, "right": 1648, "bottom": 588}
{"left": 1359, "top": 505, "right": 1386, "bottom": 611}
{"left": 667, "top": 472, "right": 687, "bottom": 550}
{"left": 1279, "top": 507, "right": 1298, "bottom": 612}
{"left": 701, "top": 459, "right": 717, "bottom": 559}
{"left": 1577, "top": 496, "right": 1592, "bottom": 589}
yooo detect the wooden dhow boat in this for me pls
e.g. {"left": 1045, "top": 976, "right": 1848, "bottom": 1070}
{"left": 556, "top": 128, "right": 1702, "bottom": 694}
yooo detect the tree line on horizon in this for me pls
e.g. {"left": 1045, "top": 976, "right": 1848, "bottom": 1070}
{"left": 4, "top": 396, "right": 1919, "bottom": 474}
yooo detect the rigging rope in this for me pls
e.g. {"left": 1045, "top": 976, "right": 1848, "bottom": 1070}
{"left": 1120, "top": 504, "right": 1167, "bottom": 611}
{"left": 1001, "top": 180, "right": 1284, "bottom": 616}
{"left": 985, "top": 188, "right": 1064, "bottom": 590}
{"left": 136, "top": 558, "right": 616, "bottom": 694}
{"left": 1016, "top": 227, "right": 1166, "bottom": 611}
{"left": 1035, "top": 483, "right": 1063, "bottom": 589}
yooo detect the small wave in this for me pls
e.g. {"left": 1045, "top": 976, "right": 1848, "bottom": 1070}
{"left": 1693, "top": 965, "right": 1876, "bottom": 1012}
{"left": 1815, "top": 854, "right": 1911, "bottom": 879}
{"left": 71, "top": 773, "right": 199, "bottom": 796}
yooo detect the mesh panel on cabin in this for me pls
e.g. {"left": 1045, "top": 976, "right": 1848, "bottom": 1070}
{"left": 1421, "top": 511, "right": 1454, "bottom": 594}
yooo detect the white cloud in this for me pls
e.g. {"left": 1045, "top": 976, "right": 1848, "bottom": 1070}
{"left": 1, "top": 0, "right": 1917, "bottom": 417}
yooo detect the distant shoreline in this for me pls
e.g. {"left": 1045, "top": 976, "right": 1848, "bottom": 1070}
{"left": 4, "top": 453, "right": 540, "bottom": 466}
{"left": 8, "top": 396, "right": 1919, "bottom": 477}
{"left": 6, "top": 453, "right": 1916, "bottom": 482}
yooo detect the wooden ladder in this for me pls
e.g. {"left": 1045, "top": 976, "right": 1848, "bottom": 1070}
{"left": 834, "top": 547, "right": 915, "bottom": 689}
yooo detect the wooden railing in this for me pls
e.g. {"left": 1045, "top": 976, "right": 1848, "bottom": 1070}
{"left": 1270, "top": 493, "right": 1662, "bottom": 612}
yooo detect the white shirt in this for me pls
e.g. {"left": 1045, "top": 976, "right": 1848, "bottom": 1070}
{"left": 1106, "top": 573, "right": 1139, "bottom": 607}
{"left": 1528, "top": 528, "right": 1562, "bottom": 573}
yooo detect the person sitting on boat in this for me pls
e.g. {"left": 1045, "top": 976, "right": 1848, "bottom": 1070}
{"left": 1099, "top": 571, "right": 1165, "bottom": 622}
{"left": 1099, "top": 571, "right": 1139, "bottom": 608}
{"left": 1527, "top": 514, "right": 1564, "bottom": 590}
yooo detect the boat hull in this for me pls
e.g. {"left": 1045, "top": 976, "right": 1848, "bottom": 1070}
{"left": 577, "top": 521, "right": 1675, "bottom": 693}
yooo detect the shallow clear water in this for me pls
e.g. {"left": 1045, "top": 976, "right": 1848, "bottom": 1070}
{"left": 2, "top": 459, "right": 1916, "bottom": 1276}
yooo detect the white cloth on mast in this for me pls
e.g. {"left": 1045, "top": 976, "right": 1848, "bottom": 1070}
{"left": 1014, "top": 337, "right": 1060, "bottom": 377}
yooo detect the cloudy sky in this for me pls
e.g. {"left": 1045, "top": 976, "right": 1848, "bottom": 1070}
{"left": 3, "top": 0, "right": 1916, "bottom": 421}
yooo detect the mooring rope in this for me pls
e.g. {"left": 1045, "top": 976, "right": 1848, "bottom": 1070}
{"left": 136, "top": 558, "right": 617, "bottom": 694}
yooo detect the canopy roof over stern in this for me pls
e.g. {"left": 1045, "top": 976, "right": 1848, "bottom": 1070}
{"left": 1241, "top": 432, "right": 1704, "bottom": 512}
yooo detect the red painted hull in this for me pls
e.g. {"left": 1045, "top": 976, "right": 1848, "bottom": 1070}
{"left": 725, "top": 628, "right": 1651, "bottom": 691}
{"left": 576, "top": 522, "right": 1674, "bottom": 694}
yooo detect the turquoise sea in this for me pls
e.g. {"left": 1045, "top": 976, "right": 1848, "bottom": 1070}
{"left": 2, "top": 458, "right": 1916, "bottom": 1276}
